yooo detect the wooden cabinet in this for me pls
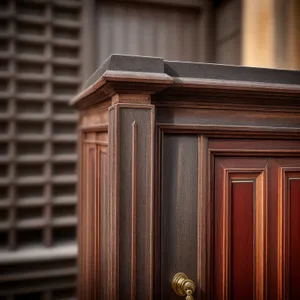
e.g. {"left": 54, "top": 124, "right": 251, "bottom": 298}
{"left": 71, "top": 55, "right": 300, "bottom": 300}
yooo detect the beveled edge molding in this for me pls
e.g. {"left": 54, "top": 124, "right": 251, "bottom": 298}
{"left": 70, "top": 56, "right": 300, "bottom": 111}
{"left": 172, "top": 77, "right": 300, "bottom": 94}
{"left": 70, "top": 70, "right": 173, "bottom": 109}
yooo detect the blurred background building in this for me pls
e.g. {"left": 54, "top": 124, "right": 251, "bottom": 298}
{"left": 0, "top": 0, "right": 298, "bottom": 299}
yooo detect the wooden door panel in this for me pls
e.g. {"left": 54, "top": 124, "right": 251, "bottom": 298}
{"left": 160, "top": 134, "right": 198, "bottom": 299}
{"left": 214, "top": 157, "right": 268, "bottom": 300}
{"left": 289, "top": 178, "right": 300, "bottom": 299}
{"left": 214, "top": 155, "right": 300, "bottom": 300}
{"left": 278, "top": 159, "right": 300, "bottom": 300}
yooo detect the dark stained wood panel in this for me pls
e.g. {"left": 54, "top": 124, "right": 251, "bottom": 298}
{"left": 156, "top": 107, "right": 300, "bottom": 130}
{"left": 161, "top": 134, "right": 198, "bottom": 299}
{"left": 118, "top": 107, "right": 153, "bottom": 299}
{"left": 231, "top": 181, "right": 254, "bottom": 300}
{"left": 290, "top": 179, "right": 300, "bottom": 300}
{"left": 108, "top": 103, "right": 155, "bottom": 300}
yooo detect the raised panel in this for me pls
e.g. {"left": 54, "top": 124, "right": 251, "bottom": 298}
{"left": 231, "top": 181, "right": 254, "bottom": 299}
{"left": 290, "top": 178, "right": 300, "bottom": 299}
{"left": 214, "top": 157, "right": 267, "bottom": 300}
{"left": 279, "top": 161, "right": 300, "bottom": 300}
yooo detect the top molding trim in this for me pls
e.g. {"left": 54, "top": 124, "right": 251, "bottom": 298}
{"left": 70, "top": 54, "right": 300, "bottom": 108}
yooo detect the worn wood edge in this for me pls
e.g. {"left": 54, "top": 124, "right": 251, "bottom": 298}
{"left": 103, "top": 70, "right": 173, "bottom": 84}
{"left": 70, "top": 70, "right": 173, "bottom": 109}
{"left": 172, "top": 77, "right": 300, "bottom": 94}
{"left": 71, "top": 72, "right": 300, "bottom": 110}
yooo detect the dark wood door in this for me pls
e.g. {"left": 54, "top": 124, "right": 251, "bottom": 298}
{"left": 159, "top": 136, "right": 300, "bottom": 299}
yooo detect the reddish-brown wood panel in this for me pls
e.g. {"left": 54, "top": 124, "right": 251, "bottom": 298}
{"left": 214, "top": 157, "right": 267, "bottom": 300}
{"left": 290, "top": 179, "right": 300, "bottom": 299}
{"left": 78, "top": 130, "right": 109, "bottom": 300}
{"left": 231, "top": 182, "right": 254, "bottom": 300}
{"left": 277, "top": 160, "right": 300, "bottom": 299}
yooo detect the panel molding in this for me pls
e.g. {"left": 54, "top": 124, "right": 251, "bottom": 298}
{"left": 214, "top": 160, "right": 267, "bottom": 300}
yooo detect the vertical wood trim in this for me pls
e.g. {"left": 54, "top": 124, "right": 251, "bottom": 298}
{"left": 288, "top": 178, "right": 300, "bottom": 299}
{"left": 155, "top": 127, "right": 162, "bottom": 299}
{"left": 149, "top": 105, "right": 155, "bottom": 300}
{"left": 78, "top": 131, "right": 83, "bottom": 299}
{"left": 89, "top": 147, "right": 96, "bottom": 299}
{"left": 284, "top": 171, "right": 290, "bottom": 300}
{"left": 108, "top": 105, "right": 119, "bottom": 299}
{"left": 255, "top": 172, "right": 266, "bottom": 300}
{"left": 114, "top": 105, "right": 120, "bottom": 299}
{"left": 279, "top": 169, "right": 300, "bottom": 299}
{"left": 198, "top": 135, "right": 209, "bottom": 299}
{"left": 278, "top": 166, "right": 284, "bottom": 300}
{"left": 85, "top": 143, "right": 89, "bottom": 299}
{"left": 223, "top": 168, "right": 229, "bottom": 300}
{"left": 131, "top": 122, "right": 137, "bottom": 300}
{"left": 96, "top": 146, "right": 101, "bottom": 298}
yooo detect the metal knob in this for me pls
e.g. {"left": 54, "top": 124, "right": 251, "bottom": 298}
{"left": 172, "top": 272, "right": 196, "bottom": 300}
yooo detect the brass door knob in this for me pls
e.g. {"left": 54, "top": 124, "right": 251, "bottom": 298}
{"left": 172, "top": 272, "right": 196, "bottom": 300}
